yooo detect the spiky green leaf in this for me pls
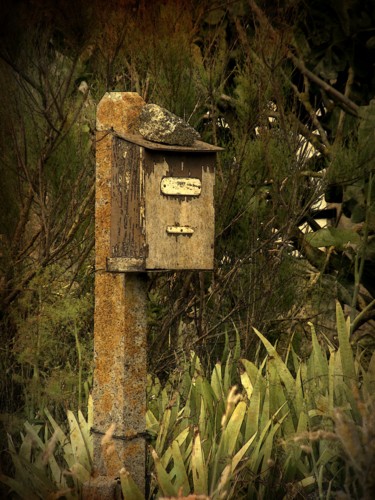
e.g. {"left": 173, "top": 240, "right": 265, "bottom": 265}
{"left": 191, "top": 430, "right": 208, "bottom": 495}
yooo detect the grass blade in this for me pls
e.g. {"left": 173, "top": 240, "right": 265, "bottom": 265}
{"left": 120, "top": 467, "right": 144, "bottom": 500}
{"left": 336, "top": 301, "right": 356, "bottom": 386}
{"left": 152, "top": 448, "right": 178, "bottom": 497}
{"left": 191, "top": 429, "right": 208, "bottom": 495}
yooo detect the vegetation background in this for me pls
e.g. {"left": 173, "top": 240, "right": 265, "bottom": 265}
{"left": 0, "top": 0, "right": 375, "bottom": 498}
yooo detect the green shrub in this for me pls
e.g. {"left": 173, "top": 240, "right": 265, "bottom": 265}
{"left": 144, "top": 302, "right": 375, "bottom": 499}
{"left": 3, "top": 265, "right": 93, "bottom": 420}
{"left": 1, "top": 303, "right": 374, "bottom": 499}
{"left": 0, "top": 399, "right": 92, "bottom": 499}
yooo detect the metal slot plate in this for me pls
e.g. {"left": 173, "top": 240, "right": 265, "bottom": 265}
{"left": 161, "top": 177, "right": 201, "bottom": 196}
{"left": 166, "top": 226, "right": 194, "bottom": 235}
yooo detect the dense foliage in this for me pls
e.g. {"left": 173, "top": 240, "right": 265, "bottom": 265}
{"left": 0, "top": 0, "right": 375, "bottom": 495}
{"left": 2, "top": 306, "right": 375, "bottom": 499}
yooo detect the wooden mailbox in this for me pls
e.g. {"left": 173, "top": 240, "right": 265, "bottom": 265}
{"left": 107, "top": 132, "right": 223, "bottom": 271}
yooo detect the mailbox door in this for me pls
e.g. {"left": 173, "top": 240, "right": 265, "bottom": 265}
{"left": 144, "top": 150, "right": 215, "bottom": 270}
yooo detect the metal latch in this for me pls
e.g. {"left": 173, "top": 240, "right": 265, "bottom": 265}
{"left": 166, "top": 226, "right": 194, "bottom": 235}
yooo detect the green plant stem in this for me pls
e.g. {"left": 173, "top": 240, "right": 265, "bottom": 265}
{"left": 350, "top": 173, "right": 373, "bottom": 331}
{"left": 351, "top": 298, "right": 375, "bottom": 335}
{"left": 74, "top": 322, "right": 82, "bottom": 411}
{"left": 32, "top": 284, "right": 43, "bottom": 417}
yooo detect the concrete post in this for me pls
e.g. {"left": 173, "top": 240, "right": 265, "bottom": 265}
{"left": 84, "top": 93, "right": 147, "bottom": 498}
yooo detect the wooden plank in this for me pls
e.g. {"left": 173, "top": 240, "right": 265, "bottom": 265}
{"left": 110, "top": 138, "right": 146, "bottom": 259}
{"left": 106, "top": 257, "right": 145, "bottom": 272}
{"left": 115, "top": 132, "right": 224, "bottom": 152}
{"left": 144, "top": 150, "right": 215, "bottom": 270}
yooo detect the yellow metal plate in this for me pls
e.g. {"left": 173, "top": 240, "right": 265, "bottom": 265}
{"left": 161, "top": 177, "right": 201, "bottom": 196}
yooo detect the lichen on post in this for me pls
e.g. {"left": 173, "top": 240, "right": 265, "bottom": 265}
{"left": 87, "top": 92, "right": 147, "bottom": 497}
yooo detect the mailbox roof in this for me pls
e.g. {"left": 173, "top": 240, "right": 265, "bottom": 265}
{"left": 115, "top": 132, "right": 224, "bottom": 153}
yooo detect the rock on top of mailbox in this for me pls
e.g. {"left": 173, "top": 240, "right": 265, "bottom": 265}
{"left": 138, "top": 103, "right": 200, "bottom": 146}
{"left": 115, "top": 103, "right": 223, "bottom": 153}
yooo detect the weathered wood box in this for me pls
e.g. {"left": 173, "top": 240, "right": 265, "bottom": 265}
{"left": 107, "top": 132, "right": 222, "bottom": 271}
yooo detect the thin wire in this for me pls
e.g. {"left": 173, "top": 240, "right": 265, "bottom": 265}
{"left": 90, "top": 427, "right": 153, "bottom": 442}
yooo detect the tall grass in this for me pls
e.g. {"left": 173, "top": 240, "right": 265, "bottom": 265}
{"left": 1, "top": 302, "right": 374, "bottom": 499}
